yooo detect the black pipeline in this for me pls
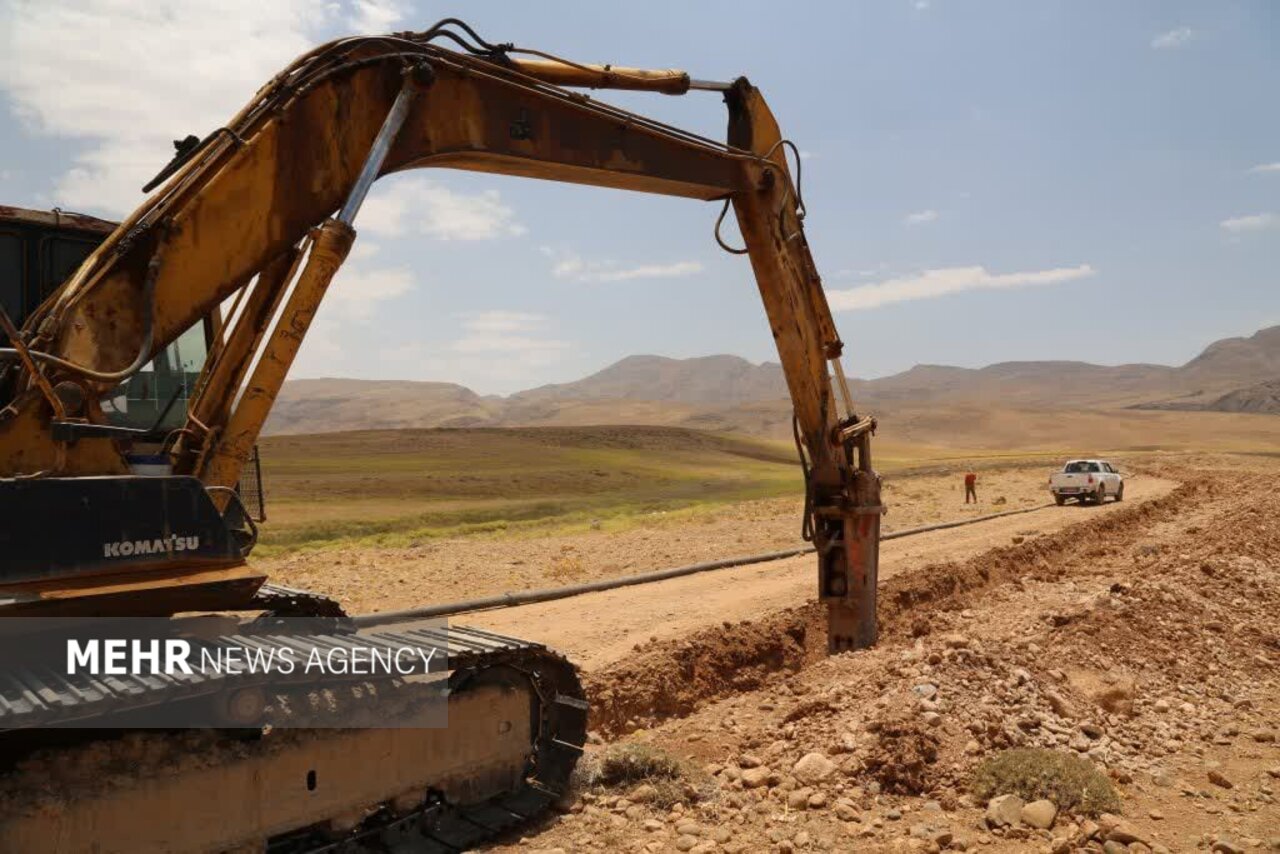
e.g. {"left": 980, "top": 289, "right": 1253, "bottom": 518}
{"left": 352, "top": 502, "right": 1054, "bottom": 628}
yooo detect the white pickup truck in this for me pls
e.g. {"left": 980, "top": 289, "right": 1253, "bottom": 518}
{"left": 1049, "top": 459, "right": 1124, "bottom": 505}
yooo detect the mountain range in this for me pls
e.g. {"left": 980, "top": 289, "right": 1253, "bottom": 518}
{"left": 263, "top": 325, "right": 1280, "bottom": 436}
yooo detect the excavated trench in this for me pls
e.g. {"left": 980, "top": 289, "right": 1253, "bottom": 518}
{"left": 584, "top": 474, "right": 1202, "bottom": 737}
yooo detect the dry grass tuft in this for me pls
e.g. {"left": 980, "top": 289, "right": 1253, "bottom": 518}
{"left": 594, "top": 742, "right": 684, "bottom": 785}
{"left": 573, "top": 742, "right": 710, "bottom": 809}
{"left": 545, "top": 548, "right": 586, "bottom": 582}
{"left": 971, "top": 748, "right": 1120, "bottom": 816}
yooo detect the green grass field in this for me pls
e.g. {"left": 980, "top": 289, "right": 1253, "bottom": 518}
{"left": 253, "top": 410, "right": 1278, "bottom": 555}
{"left": 255, "top": 426, "right": 803, "bottom": 555}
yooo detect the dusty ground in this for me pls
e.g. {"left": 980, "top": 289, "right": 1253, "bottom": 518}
{"left": 476, "top": 455, "right": 1280, "bottom": 853}
{"left": 264, "top": 463, "right": 1063, "bottom": 615}
{"left": 1, "top": 453, "right": 1274, "bottom": 854}
{"left": 466, "top": 475, "right": 1173, "bottom": 671}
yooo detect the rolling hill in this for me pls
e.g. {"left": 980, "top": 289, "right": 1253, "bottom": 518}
{"left": 513, "top": 354, "right": 788, "bottom": 406}
{"left": 263, "top": 324, "right": 1280, "bottom": 436}
{"left": 1134, "top": 378, "right": 1280, "bottom": 415}
{"left": 264, "top": 379, "right": 501, "bottom": 434}
{"left": 512, "top": 325, "right": 1280, "bottom": 410}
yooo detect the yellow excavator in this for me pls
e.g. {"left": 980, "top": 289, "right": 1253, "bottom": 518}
{"left": 0, "top": 19, "right": 881, "bottom": 852}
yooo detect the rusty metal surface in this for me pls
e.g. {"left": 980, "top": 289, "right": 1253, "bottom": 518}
{"left": 175, "top": 247, "right": 301, "bottom": 478}
{"left": 0, "top": 34, "right": 759, "bottom": 478}
{"left": 0, "top": 205, "right": 117, "bottom": 235}
{"left": 199, "top": 221, "right": 354, "bottom": 498}
{"left": 722, "top": 81, "right": 883, "bottom": 650}
{"left": 508, "top": 58, "right": 691, "bottom": 94}
{"left": 0, "top": 561, "right": 264, "bottom": 618}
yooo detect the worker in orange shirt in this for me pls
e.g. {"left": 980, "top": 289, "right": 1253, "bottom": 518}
{"left": 964, "top": 470, "right": 978, "bottom": 504}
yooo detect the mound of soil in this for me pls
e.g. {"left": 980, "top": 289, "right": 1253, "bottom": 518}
{"left": 504, "top": 459, "right": 1279, "bottom": 853}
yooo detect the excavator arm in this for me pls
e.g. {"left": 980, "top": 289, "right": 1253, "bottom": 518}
{"left": 0, "top": 22, "right": 880, "bottom": 650}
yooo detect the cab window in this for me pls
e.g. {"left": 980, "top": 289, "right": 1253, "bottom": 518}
{"left": 101, "top": 322, "right": 208, "bottom": 433}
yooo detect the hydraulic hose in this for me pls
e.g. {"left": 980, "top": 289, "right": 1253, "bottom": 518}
{"left": 0, "top": 255, "right": 162, "bottom": 384}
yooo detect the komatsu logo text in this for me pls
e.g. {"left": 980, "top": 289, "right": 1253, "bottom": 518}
{"left": 103, "top": 535, "right": 200, "bottom": 558}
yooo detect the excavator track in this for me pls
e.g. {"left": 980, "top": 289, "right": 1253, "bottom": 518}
{"left": 0, "top": 625, "right": 587, "bottom": 853}
{"left": 265, "top": 629, "right": 587, "bottom": 854}
{"left": 251, "top": 582, "right": 350, "bottom": 619}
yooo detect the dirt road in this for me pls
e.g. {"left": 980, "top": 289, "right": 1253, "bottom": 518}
{"left": 267, "top": 462, "right": 1061, "bottom": 615}
{"left": 467, "top": 476, "right": 1176, "bottom": 670}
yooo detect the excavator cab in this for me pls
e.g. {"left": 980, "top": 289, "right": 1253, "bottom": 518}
{"left": 0, "top": 205, "right": 265, "bottom": 512}
{"left": 0, "top": 207, "right": 114, "bottom": 343}
{"left": 0, "top": 207, "right": 268, "bottom": 613}
{"left": 1, "top": 207, "right": 201, "bottom": 439}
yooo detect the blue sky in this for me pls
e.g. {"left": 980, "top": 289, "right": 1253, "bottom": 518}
{"left": 1, "top": 1, "right": 1276, "bottom": 393}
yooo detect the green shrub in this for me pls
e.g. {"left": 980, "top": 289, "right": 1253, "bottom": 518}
{"left": 971, "top": 748, "right": 1120, "bottom": 816}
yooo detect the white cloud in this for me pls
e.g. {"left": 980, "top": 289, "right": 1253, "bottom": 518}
{"left": 357, "top": 177, "right": 526, "bottom": 241}
{"left": 291, "top": 259, "right": 415, "bottom": 373}
{"left": 903, "top": 209, "right": 939, "bottom": 226}
{"left": 349, "top": 240, "right": 381, "bottom": 262}
{"left": 832, "top": 263, "right": 890, "bottom": 280}
{"left": 826, "top": 264, "right": 1097, "bottom": 311}
{"left": 457, "top": 311, "right": 550, "bottom": 335}
{"left": 355, "top": 184, "right": 411, "bottom": 237}
{"left": 450, "top": 312, "right": 572, "bottom": 359}
{"left": 326, "top": 266, "right": 414, "bottom": 320}
{"left": 541, "top": 247, "right": 703, "bottom": 283}
{"left": 1249, "top": 162, "right": 1280, "bottom": 174}
{"left": 379, "top": 310, "right": 575, "bottom": 393}
{"left": 0, "top": 2, "right": 489, "bottom": 229}
{"left": 0, "top": 0, "right": 343, "bottom": 214}
{"left": 420, "top": 185, "right": 526, "bottom": 241}
{"left": 1151, "top": 27, "right": 1193, "bottom": 49}
{"left": 1220, "top": 212, "right": 1279, "bottom": 233}
{"left": 347, "top": 0, "right": 404, "bottom": 34}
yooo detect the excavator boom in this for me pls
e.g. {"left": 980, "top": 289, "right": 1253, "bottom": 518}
{"left": 0, "top": 23, "right": 881, "bottom": 651}
{"left": 0, "top": 19, "right": 882, "bottom": 852}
